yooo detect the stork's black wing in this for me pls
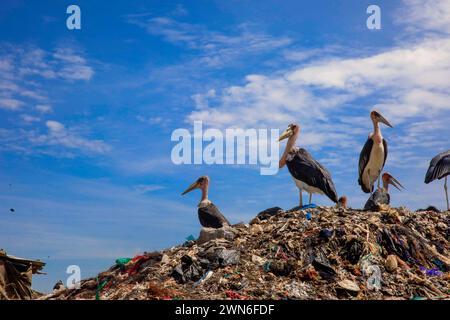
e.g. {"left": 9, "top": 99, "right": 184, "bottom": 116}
{"left": 382, "top": 138, "right": 388, "bottom": 168}
{"left": 425, "top": 150, "right": 450, "bottom": 183}
{"left": 358, "top": 138, "right": 373, "bottom": 193}
{"left": 198, "top": 202, "right": 230, "bottom": 228}
{"left": 286, "top": 148, "right": 338, "bottom": 203}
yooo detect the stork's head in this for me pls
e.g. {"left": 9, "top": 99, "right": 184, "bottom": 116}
{"left": 382, "top": 172, "right": 404, "bottom": 191}
{"left": 337, "top": 196, "right": 348, "bottom": 209}
{"left": 181, "top": 176, "right": 209, "bottom": 195}
{"left": 278, "top": 123, "right": 300, "bottom": 141}
{"left": 370, "top": 110, "right": 393, "bottom": 128}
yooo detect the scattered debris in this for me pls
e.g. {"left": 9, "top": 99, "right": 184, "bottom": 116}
{"left": 171, "top": 255, "right": 203, "bottom": 284}
{"left": 197, "top": 227, "right": 236, "bottom": 245}
{"left": 40, "top": 206, "right": 450, "bottom": 300}
{"left": 256, "top": 207, "right": 284, "bottom": 221}
{"left": 53, "top": 280, "right": 64, "bottom": 292}
{"left": 0, "top": 250, "right": 45, "bottom": 300}
{"left": 337, "top": 279, "right": 360, "bottom": 293}
{"left": 385, "top": 255, "right": 398, "bottom": 273}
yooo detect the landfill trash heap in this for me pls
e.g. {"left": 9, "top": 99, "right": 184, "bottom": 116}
{"left": 1, "top": 250, "right": 46, "bottom": 300}
{"left": 42, "top": 206, "right": 450, "bottom": 300}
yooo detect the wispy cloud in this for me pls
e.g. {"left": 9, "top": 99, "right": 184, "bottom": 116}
{"left": 20, "top": 114, "right": 40, "bottom": 123}
{"left": 400, "top": 0, "right": 450, "bottom": 35}
{"left": 134, "top": 184, "right": 166, "bottom": 193}
{"left": 0, "top": 120, "right": 111, "bottom": 156}
{"left": 36, "top": 104, "right": 53, "bottom": 113}
{"left": 0, "top": 97, "right": 24, "bottom": 110}
{"left": 136, "top": 115, "right": 166, "bottom": 125}
{"left": 15, "top": 46, "right": 94, "bottom": 81}
{"left": 0, "top": 44, "right": 94, "bottom": 114}
{"left": 0, "top": 43, "right": 100, "bottom": 157}
{"left": 126, "top": 15, "right": 292, "bottom": 68}
{"left": 34, "top": 120, "right": 111, "bottom": 154}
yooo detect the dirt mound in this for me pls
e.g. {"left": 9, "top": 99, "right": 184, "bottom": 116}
{"left": 42, "top": 206, "right": 450, "bottom": 300}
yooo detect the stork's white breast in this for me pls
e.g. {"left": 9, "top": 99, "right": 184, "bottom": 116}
{"left": 292, "top": 177, "right": 325, "bottom": 195}
{"left": 362, "top": 140, "right": 385, "bottom": 188}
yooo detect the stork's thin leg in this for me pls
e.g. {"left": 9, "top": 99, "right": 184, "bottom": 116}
{"left": 299, "top": 190, "right": 303, "bottom": 207}
{"left": 309, "top": 193, "right": 312, "bottom": 204}
{"left": 445, "top": 176, "right": 449, "bottom": 211}
{"left": 377, "top": 170, "right": 381, "bottom": 189}
{"left": 368, "top": 169, "right": 373, "bottom": 194}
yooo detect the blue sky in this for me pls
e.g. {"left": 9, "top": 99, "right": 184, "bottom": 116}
{"left": 1, "top": 0, "right": 449, "bottom": 292}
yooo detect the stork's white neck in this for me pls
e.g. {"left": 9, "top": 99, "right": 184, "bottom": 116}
{"left": 198, "top": 199, "right": 212, "bottom": 208}
{"left": 372, "top": 120, "right": 383, "bottom": 143}
{"left": 201, "top": 184, "right": 208, "bottom": 202}
{"left": 281, "top": 131, "right": 299, "bottom": 164}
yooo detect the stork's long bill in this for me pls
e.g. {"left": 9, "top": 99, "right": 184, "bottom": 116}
{"left": 382, "top": 173, "right": 404, "bottom": 191}
{"left": 372, "top": 111, "right": 393, "bottom": 128}
{"left": 181, "top": 180, "right": 201, "bottom": 195}
{"left": 278, "top": 126, "right": 295, "bottom": 141}
{"left": 181, "top": 177, "right": 203, "bottom": 195}
{"left": 181, "top": 176, "right": 209, "bottom": 202}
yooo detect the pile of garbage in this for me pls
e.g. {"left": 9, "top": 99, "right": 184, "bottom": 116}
{"left": 42, "top": 206, "right": 450, "bottom": 300}
{"left": 1, "top": 250, "right": 45, "bottom": 300}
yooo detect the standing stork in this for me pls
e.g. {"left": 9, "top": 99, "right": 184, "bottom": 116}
{"left": 358, "top": 111, "right": 393, "bottom": 193}
{"left": 279, "top": 123, "right": 338, "bottom": 207}
{"left": 181, "top": 176, "right": 230, "bottom": 228}
{"left": 425, "top": 150, "right": 450, "bottom": 211}
{"left": 364, "top": 172, "right": 404, "bottom": 211}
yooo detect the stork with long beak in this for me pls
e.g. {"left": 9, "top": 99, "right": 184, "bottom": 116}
{"left": 358, "top": 110, "right": 393, "bottom": 194}
{"left": 182, "top": 176, "right": 230, "bottom": 228}
{"left": 279, "top": 123, "right": 338, "bottom": 207}
{"left": 425, "top": 150, "right": 450, "bottom": 211}
{"left": 364, "top": 172, "right": 404, "bottom": 211}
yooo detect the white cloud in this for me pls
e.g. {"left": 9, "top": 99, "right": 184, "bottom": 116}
{"left": 0, "top": 121, "right": 111, "bottom": 156}
{"left": 400, "top": 0, "right": 450, "bottom": 34}
{"left": 31, "top": 120, "right": 111, "bottom": 154}
{"left": 134, "top": 184, "right": 165, "bottom": 193}
{"left": 46, "top": 120, "right": 64, "bottom": 132}
{"left": 127, "top": 15, "right": 292, "bottom": 67}
{"left": 0, "top": 44, "right": 100, "bottom": 157}
{"left": 36, "top": 104, "right": 52, "bottom": 113}
{"left": 136, "top": 115, "right": 165, "bottom": 125}
{"left": 53, "top": 47, "right": 87, "bottom": 64}
{"left": 20, "top": 114, "right": 40, "bottom": 123}
{"left": 287, "top": 40, "right": 450, "bottom": 92}
{"left": 0, "top": 44, "right": 94, "bottom": 115}
{"left": 188, "top": 38, "right": 450, "bottom": 130}
{"left": 14, "top": 47, "right": 94, "bottom": 81}
{"left": 282, "top": 45, "right": 344, "bottom": 63}
{"left": 0, "top": 98, "right": 24, "bottom": 110}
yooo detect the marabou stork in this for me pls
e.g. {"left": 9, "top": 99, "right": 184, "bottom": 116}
{"left": 364, "top": 172, "right": 404, "bottom": 211}
{"left": 337, "top": 196, "right": 348, "bottom": 209}
{"left": 181, "top": 176, "right": 230, "bottom": 228}
{"left": 358, "top": 111, "right": 393, "bottom": 193}
{"left": 278, "top": 123, "right": 338, "bottom": 207}
{"left": 425, "top": 150, "right": 450, "bottom": 211}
